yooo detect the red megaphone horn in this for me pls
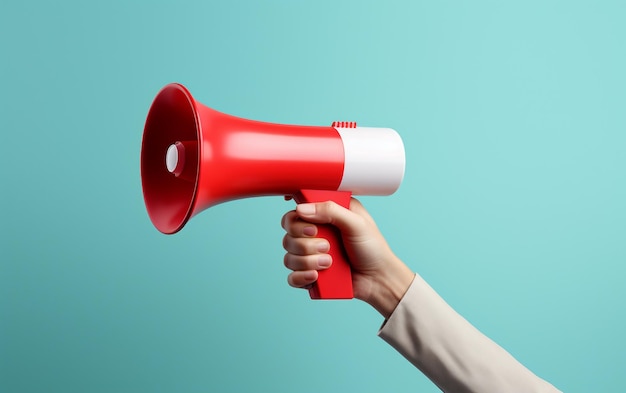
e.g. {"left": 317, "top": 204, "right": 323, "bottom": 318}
{"left": 141, "top": 83, "right": 405, "bottom": 299}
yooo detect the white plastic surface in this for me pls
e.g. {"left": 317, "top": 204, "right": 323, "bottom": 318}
{"left": 166, "top": 143, "right": 179, "bottom": 173}
{"left": 334, "top": 127, "right": 405, "bottom": 195}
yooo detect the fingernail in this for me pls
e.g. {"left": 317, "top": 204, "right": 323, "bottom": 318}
{"left": 303, "top": 226, "right": 316, "bottom": 236}
{"left": 318, "top": 255, "right": 332, "bottom": 268}
{"left": 297, "top": 203, "right": 316, "bottom": 216}
{"left": 317, "top": 241, "right": 330, "bottom": 253}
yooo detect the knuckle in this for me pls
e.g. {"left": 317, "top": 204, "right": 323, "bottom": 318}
{"left": 287, "top": 273, "right": 296, "bottom": 287}
{"left": 281, "top": 211, "right": 296, "bottom": 231}
{"left": 320, "top": 200, "right": 335, "bottom": 213}
{"left": 320, "top": 201, "right": 339, "bottom": 225}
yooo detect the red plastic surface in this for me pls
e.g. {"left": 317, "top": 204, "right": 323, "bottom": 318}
{"left": 331, "top": 121, "right": 357, "bottom": 128}
{"left": 293, "top": 190, "right": 354, "bottom": 300}
{"left": 141, "top": 83, "right": 346, "bottom": 234}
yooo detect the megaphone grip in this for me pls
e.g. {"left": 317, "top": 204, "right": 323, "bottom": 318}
{"left": 293, "top": 190, "right": 354, "bottom": 300}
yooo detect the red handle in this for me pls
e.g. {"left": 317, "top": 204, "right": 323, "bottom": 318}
{"left": 292, "top": 190, "right": 354, "bottom": 299}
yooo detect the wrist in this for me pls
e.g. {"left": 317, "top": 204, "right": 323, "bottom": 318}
{"left": 365, "top": 257, "right": 415, "bottom": 319}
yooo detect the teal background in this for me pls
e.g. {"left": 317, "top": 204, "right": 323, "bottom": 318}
{"left": 2, "top": 1, "right": 625, "bottom": 391}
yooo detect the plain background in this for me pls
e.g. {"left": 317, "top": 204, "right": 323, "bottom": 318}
{"left": 2, "top": 1, "right": 625, "bottom": 392}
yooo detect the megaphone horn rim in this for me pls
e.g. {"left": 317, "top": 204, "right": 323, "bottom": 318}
{"left": 141, "top": 83, "right": 202, "bottom": 234}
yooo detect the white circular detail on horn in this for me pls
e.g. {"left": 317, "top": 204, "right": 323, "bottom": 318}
{"left": 334, "top": 127, "right": 405, "bottom": 195}
{"left": 166, "top": 142, "right": 185, "bottom": 176}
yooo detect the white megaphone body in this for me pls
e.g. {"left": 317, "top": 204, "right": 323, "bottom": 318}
{"left": 141, "top": 83, "right": 405, "bottom": 299}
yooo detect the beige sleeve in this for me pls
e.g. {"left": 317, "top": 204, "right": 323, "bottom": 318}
{"left": 378, "top": 274, "right": 561, "bottom": 393}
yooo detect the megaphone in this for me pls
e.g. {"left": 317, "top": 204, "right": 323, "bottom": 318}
{"left": 141, "top": 83, "right": 405, "bottom": 299}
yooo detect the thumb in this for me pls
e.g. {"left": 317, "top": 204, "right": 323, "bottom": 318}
{"left": 295, "top": 200, "right": 367, "bottom": 237}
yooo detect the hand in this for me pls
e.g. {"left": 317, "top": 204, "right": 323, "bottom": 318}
{"left": 281, "top": 198, "right": 414, "bottom": 318}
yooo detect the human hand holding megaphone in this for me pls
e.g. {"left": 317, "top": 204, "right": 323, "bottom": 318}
{"left": 140, "top": 83, "right": 405, "bottom": 299}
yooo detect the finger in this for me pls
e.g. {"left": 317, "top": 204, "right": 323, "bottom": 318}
{"left": 284, "top": 253, "right": 332, "bottom": 271}
{"left": 287, "top": 270, "right": 318, "bottom": 288}
{"left": 281, "top": 210, "right": 297, "bottom": 231}
{"left": 348, "top": 198, "right": 376, "bottom": 224}
{"left": 282, "top": 210, "right": 318, "bottom": 237}
{"left": 282, "top": 234, "right": 329, "bottom": 256}
{"left": 295, "top": 199, "right": 367, "bottom": 236}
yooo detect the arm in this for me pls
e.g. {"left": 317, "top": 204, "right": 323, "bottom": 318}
{"left": 281, "top": 199, "right": 560, "bottom": 393}
{"left": 378, "top": 274, "right": 560, "bottom": 392}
